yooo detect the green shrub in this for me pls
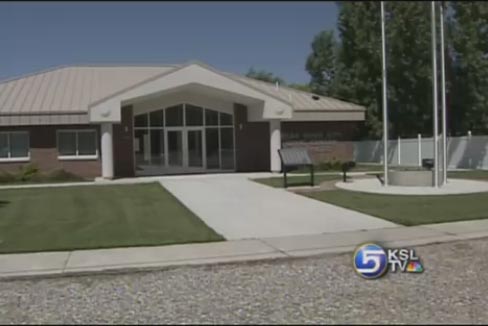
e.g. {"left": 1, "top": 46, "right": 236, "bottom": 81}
{"left": 0, "top": 166, "right": 85, "bottom": 184}
{"left": 15, "top": 164, "right": 40, "bottom": 182}
{"left": 0, "top": 171, "right": 16, "bottom": 183}
{"left": 317, "top": 160, "right": 344, "bottom": 171}
{"left": 46, "top": 169, "right": 85, "bottom": 182}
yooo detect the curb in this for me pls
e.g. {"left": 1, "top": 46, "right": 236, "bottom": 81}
{"left": 1, "top": 227, "right": 487, "bottom": 282}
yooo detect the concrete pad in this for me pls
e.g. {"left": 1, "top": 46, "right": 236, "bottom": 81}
{"left": 66, "top": 239, "right": 278, "bottom": 271}
{"left": 0, "top": 251, "right": 68, "bottom": 275}
{"left": 160, "top": 175, "right": 396, "bottom": 240}
{"left": 336, "top": 178, "right": 488, "bottom": 195}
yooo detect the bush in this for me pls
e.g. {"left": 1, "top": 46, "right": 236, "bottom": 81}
{"left": 317, "top": 160, "right": 344, "bottom": 171}
{"left": 0, "top": 165, "right": 85, "bottom": 184}
{"left": 46, "top": 169, "right": 85, "bottom": 182}
{"left": 0, "top": 171, "right": 16, "bottom": 183}
{"left": 15, "top": 164, "right": 40, "bottom": 182}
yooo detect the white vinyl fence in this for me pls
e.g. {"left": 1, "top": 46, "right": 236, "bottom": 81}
{"left": 354, "top": 133, "right": 488, "bottom": 170}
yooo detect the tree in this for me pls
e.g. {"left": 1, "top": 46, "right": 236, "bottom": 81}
{"left": 288, "top": 83, "right": 313, "bottom": 92}
{"left": 332, "top": 2, "right": 384, "bottom": 138}
{"left": 449, "top": 1, "right": 488, "bottom": 135}
{"left": 305, "top": 30, "right": 338, "bottom": 96}
{"left": 305, "top": 2, "right": 440, "bottom": 138}
{"left": 245, "top": 67, "right": 286, "bottom": 85}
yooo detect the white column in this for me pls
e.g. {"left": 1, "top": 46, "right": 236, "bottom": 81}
{"left": 397, "top": 136, "right": 401, "bottom": 165}
{"left": 431, "top": 1, "right": 439, "bottom": 188}
{"left": 381, "top": 1, "right": 389, "bottom": 186}
{"left": 101, "top": 123, "right": 114, "bottom": 179}
{"left": 440, "top": 2, "right": 448, "bottom": 185}
{"left": 418, "top": 133, "right": 422, "bottom": 166}
{"left": 269, "top": 120, "right": 281, "bottom": 172}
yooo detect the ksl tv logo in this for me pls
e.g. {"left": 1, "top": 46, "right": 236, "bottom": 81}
{"left": 353, "top": 243, "right": 424, "bottom": 279}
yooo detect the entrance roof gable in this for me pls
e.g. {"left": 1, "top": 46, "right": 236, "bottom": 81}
{"left": 89, "top": 62, "right": 293, "bottom": 123}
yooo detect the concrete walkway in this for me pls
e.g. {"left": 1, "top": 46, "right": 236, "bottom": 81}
{"left": 1, "top": 219, "right": 488, "bottom": 280}
{"left": 159, "top": 174, "right": 395, "bottom": 240}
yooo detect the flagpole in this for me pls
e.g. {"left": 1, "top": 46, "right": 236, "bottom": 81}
{"left": 381, "top": 1, "right": 389, "bottom": 186}
{"left": 440, "top": 1, "right": 448, "bottom": 185}
{"left": 431, "top": 1, "right": 439, "bottom": 188}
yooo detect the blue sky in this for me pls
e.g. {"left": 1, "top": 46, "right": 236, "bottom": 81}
{"left": 0, "top": 2, "right": 339, "bottom": 84}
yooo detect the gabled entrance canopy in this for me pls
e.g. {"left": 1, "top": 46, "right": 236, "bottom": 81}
{"left": 89, "top": 62, "right": 293, "bottom": 124}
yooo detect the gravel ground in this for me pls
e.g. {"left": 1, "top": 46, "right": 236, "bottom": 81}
{"left": 1, "top": 238, "right": 487, "bottom": 324}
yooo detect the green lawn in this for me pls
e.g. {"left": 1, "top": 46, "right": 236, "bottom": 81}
{"left": 366, "top": 169, "right": 488, "bottom": 180}
{"left": 0, "top": 183, "right": 223, "bottom": 253}
{"left": 253, "top": 174, "right": 341, "bottom": 188}
{"left": 291, "top": 163, "right": 382, "bottom": 174}
{"left": 448, "top": 170, "right": 488, "bottom": 180}
{"left": 304, "top": 190, "right": 488, "bottom": 226}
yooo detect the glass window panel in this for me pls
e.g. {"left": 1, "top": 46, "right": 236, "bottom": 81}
{"left": 220, "top": 128, "right": 235, "bottom": 170}
{"left": 0, "top": 133, "right": 8, "bottom": 158}
{"left": 220, "top": 112, "right": 233, "bottom": 126}
{"left": 149, "top": 110, "right": 164, "bottom": 127}
{"left": 167, "top": 131, "right": 183, "bottom": 166}
{"left": 166, "top": 104, "right": 183, "bottom": 127}
{"left": 150, "top": 130, "right": 165, "bottom": 166}
{"left": 185, "top": 104, "right": 203, "bottom": 126}
{"left": 134, "top": 113, "right": 148, "bottom": 128}
{"left": 134, "top": 129, "right": 150, "bottom": 166}
{"left": 205, "top": 128, "right": 219, "bottom": 169}
{"left": 58, "top": 132, "right": 77, "bottom": 156}
{"left": 78, "top": 131, "right": 96, "bottom": 156}
{"left": 205, "top": 109, "right": 219, "bottom": 126}
{"left": 9, "top": 132, "right": 29, "bottom": 158}
{"left": 188, "top": 130, "right": 203, "bottom": 167}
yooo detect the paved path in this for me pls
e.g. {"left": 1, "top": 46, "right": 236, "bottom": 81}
{"left": 2, "top": 219, "right": 487, "bottom": 280}
{"left": 159, "top": 174, "right": 395, "bottom": 239}
{"left": 1, "top": 237, "right": 487, "bottom": 324}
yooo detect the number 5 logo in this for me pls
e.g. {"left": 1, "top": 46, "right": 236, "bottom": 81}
{"left": 353, "top": 243, "right": 388, "bottom": 279}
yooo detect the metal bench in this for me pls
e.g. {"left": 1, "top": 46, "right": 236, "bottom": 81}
{"left": 278, "top": 147, "right": 314, "bottom": 188}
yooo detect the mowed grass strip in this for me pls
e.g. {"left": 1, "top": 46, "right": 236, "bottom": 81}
{"left": 0, "top": 183, "right": 223, "bottom": 253}
{"left": 303, "top": 190, "right": 488, "bottom": 226}
{"left": 253, "top": 174, "right": 341, "bottom": 188}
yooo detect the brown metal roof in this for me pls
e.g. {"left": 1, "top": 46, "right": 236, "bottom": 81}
{"left": 0, "top": 63, "right": 364, "bottom": 125}
{"left": 0, "top": 65, "right": 175, "bottom": 116}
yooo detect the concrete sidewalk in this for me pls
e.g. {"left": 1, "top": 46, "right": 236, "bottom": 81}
{"left": 1, "top": 219, "right": 488, "bottom": 280}
{"left": 160, "top": 175, "right": 394, "bottom": 239}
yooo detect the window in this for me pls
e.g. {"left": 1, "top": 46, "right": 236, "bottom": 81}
{"left": 166, "top": 104, "right": 184, "bottom": 126}
{"left": 149, "top": 110, "right": 164, "bottom": 127}
{"left": 220, "top": 128, "right": 235, "bottom": 169}
{"left": 134, "top": 113, "right": 148, "bottom": 128}
{"left": 0, "top": 132, "right": 29, "bottom": 161}
{"left": 57, "top": 130, "right": 97, "bottom": 159}
{"left": 205, "top": 109, "right": 219, "bottom": 126}
{"left": 185, "top": 104, "right": 203, "bottom": 126}
{"left": 220, "top": 112, "right": 233, "bottom": 126}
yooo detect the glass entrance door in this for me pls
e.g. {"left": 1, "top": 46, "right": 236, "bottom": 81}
{"left": 187, "top": 129, "right": 203, "bottom": 168}
{"left": 167, "top": 130, "right": 183, "bottom": 167}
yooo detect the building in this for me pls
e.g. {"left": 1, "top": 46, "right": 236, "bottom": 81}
{"left": 0, "top": 61, "right": 365, "bottom": 179}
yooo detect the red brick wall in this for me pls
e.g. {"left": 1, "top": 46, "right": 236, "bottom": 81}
{"left": 0, "top": 125, "right": 101, "bottom": 179}
{"left": 113, "top": 106, "right": 135, "bottom": 178}
{"left": 234, "top": 104, "right": 270, "bottom": 172}
{"left": 281, "top": 121, "right": 360, "bottom": 164}
{"left": 282, "top": 140, "right": 354, "bottom": 164}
